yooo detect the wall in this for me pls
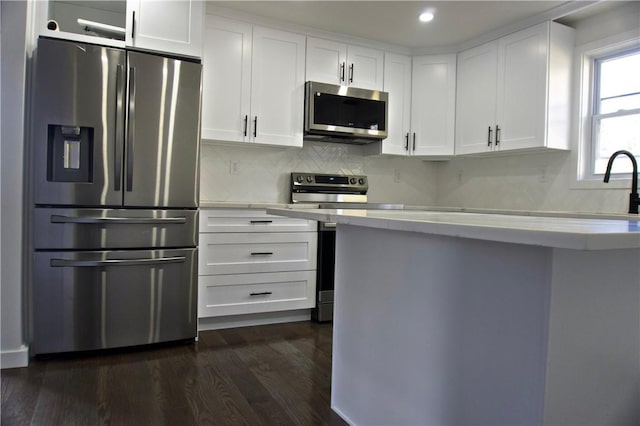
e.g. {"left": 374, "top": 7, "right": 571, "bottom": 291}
{"left": 200, "top": 141, "right": 438, "bottom": 205}
{"left": 435, "top": 2, "right": 640, "bottom": 214}
{"left": 1, "top": 0, "right": 29, "bottom": 368}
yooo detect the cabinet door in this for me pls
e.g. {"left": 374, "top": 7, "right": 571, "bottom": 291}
{"left": 201, "top": 16, "right": 252, "bottom": 142}
{"left": 495, "top": 22, "right": 548, "bottom": 151}
{"left": 306, "top": 37, "right": 347, "bottom": 85}
{"left": 199, "top": 232, "right": 317, "bottom": 275}
{"left": 347, "top": 45, "right": 384, "bottom": 90}
{"left": 455, "top": 41, "right": 498, "bottom": 155}
{"left": 126, "top": 0, "right": 203, "bottom": 58}
{"left": 380, "top": 53, "right": 412, "bottom": 156}
{"left": 199, "top": 271, "right": 316, "bottom": 317}
{"left": 250, "top": 26, "right": 306, "bottom": 147}
{"left": 411, "top": 54, "right": 456, "bottom": 156}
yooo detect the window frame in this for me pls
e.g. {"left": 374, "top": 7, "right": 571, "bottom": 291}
{"left": 572, "top": 30, "right": 640, "bottom": 189}
{"left": 590, "top": 47, "right": 640, "bottom": 177}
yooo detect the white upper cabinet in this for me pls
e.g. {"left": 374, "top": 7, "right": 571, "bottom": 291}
{"left": 374, "top": 52, "right": 412, "bottom": 156}
{"left": 35, "top": 0, "right": 203, "bottom": 58}
{"left": 455, "top": 21, "right": 574, "bottom": 155}
{"left": 455, "top": 41, "right": 499, "bottom": 155}
{"left": 411, "top": 54, "right": 456, "bottom": 157}
{"left": 367, "top": 53, "right": 456, "bottom": 157}
{"left": 306, "top": 37, "right": 384, "bottom": 90}
{"left": 250, "top": 26, "right": 306, "bottom": 147}
{"left": 201, "top": 16, "right": 306, "bottom": 148}
{"left": 126, "top": 0, "right": 203, "bottom": 58}
{"left": 201, "top": 16, "right": 252, "bottom": 143}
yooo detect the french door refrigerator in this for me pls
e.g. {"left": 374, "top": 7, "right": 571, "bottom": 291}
{"left": 30, "top": 37, "right": 202, "bottom": 355}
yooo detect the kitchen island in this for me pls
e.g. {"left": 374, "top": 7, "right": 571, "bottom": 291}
{"left": 267, "top": 208, "right": 640, "bottom": 426}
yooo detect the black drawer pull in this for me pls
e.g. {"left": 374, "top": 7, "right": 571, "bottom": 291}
{"left": 249, "top": 291, "right": 272, "bottom": 296}
{"left": 250, "top": 252, "right": 273, "bottom": 256}
{"left": 250, "top": 220, "right": 273, "bottom": 224}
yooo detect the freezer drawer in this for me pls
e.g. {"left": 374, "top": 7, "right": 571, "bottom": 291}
{"left": 31, "top": 249, "right": 197, "bottom": 355}
{"left": 33, "top": 208, "right": 198, "bottom": 250}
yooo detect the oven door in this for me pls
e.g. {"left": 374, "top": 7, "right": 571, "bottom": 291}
{"left": 314, "top": 221, "right": 336, "bottom": 322}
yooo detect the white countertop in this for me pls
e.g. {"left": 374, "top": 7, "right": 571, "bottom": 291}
{"left": 266, "top": 208, "right": 640, "bottom": 250}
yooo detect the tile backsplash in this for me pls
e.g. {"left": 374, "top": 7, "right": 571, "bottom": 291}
{"left": 200, "top": 141, "right": 439, "bottom": 205}
{"left": 201, "top": 142, "right": 633, "bottom": 214}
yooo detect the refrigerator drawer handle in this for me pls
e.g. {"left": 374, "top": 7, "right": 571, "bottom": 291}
{"left": 50, "top": 215, "right": 187, "bottom": 224}
{"left": 51, "top": 256, "right": 186, "bottom": 268}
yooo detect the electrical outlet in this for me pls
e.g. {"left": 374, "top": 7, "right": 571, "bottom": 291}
{"left": 539, "top": 165, "right": 548, "bottom": 183}
{"left": 229, "top": 161, "right": 239, "bottom": 175}
{"left": 394, "top": 169, "right": 401, "bottom": 183}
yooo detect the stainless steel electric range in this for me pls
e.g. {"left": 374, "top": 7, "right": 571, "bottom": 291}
{"left": 291, "top": 172, "right": 403, "bottom": 322}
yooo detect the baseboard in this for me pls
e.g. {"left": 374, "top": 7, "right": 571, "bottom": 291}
{"left": 1, "top": 345, "right": 29, "bottom": 369}
{"left": 198, "top": 309, "right": 311, "bottom": 331}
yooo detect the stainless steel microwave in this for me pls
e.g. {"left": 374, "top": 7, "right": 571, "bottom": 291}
{"left": 304, "top": 81, "right": 388, "bottom": 144}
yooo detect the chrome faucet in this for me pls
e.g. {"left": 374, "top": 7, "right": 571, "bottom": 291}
{"left": 603, "top": 150, "right": 639, "bottom": 214}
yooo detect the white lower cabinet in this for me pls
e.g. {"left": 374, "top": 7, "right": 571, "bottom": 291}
{"left": 199, "top": 271, "right": 316, "bottom": 317}
{"left": 198, "top": 209, "right": 317, "bottom": 322}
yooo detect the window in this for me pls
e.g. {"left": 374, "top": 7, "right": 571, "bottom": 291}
{"left": 590, "top": 47, "right": 640, "bottom": 176}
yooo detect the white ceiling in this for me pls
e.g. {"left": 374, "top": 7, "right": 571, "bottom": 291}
{"left": 208, "top": 1, "right": 602, "bottom": 49}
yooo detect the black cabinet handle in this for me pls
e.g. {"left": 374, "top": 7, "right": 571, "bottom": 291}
{"left": 253, "top": 116, "right": 257, "bottom": 138}
{"left": 349, "top": 64, "right": 354, "bottom": 83}
{"left": 243, "top": 115, "right": 248, "bottom": 137}
{"left": 250, "top": 252, "right": 273, "bottom": 256}
{"left": 412, "top": 133, "right": 416, "bottom": 151}
{"left": 496, "top": 125, "right": 501, "bottom": 145}
{"left": 250, "top": 220, "right": 272, "bottom": 224}
{"left": 487, "top": 126, "right": 493, "bottom": 147}
{"left": 250, "top": 292, "right": 272, "bottom": 296}
{"left": 405, "top": 133, "right": 409, "bottom": 151}
{"left": 131, "top": 11, "right": 135, "bottom": 39}
{"left": 340, "top": 62, "right": 345, "bottom": 82}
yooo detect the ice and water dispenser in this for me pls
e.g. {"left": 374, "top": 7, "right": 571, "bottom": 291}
{"left": 47, "top": 124, "right": 93, "bottom": 183}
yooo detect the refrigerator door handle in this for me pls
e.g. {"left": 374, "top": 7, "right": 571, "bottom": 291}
{"left": 50, "top": 256, "right": 186, "bottom": 268}
{"left": 115, "top": 64, "right": 125, "bottom": 191}
{"left": 126, "top": 66, "right": 136, "bottom": 192}
{"left": 50, "top": 215, "right": 187, "bottom": 224}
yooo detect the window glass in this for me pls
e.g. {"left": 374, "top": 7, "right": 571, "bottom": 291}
{"left": 591, "top": 48, "right": 640, "bottom": 175}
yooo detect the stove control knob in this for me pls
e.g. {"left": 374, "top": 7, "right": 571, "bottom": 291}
{"left": 350, "top": 177, "right": 357, "bottom": 185}
{"left": 358, "top": 178, "right": 365, "bottom": 185}
{"left": 306, "top": 176, "right": 313, "bottom": 183}
{"left": 296, "top": 175, "right": 304, "bottom": 183}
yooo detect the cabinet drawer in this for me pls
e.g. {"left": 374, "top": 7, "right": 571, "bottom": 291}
{"left": 198, "top": 271, "right": 316, "bottom": 317}
{"left": 199, "top": 232, "right": 317, "bottom": 275}
{"left": 200, "top": 209, "right": 316, "bottom": 233}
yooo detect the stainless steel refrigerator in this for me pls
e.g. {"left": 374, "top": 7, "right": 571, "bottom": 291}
{"left": 30, "top": 37, "right": 201, "bottom": 355}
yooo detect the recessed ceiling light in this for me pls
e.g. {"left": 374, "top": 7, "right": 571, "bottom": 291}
{"left": 419, "top": 11, "right": 434, "bottom": 23}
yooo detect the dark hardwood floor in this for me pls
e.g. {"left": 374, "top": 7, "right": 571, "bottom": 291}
{"left": 1, "top": 321, "right": 347, "bottom": 426}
